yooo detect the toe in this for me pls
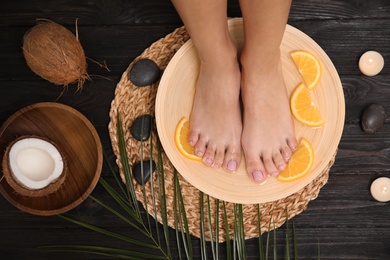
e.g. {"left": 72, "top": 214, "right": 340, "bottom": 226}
{"left": 244, "top": 152, "right": 268, "bottom": 183}
{"left": 287, "top": 135, "right": 298, "bottom": 151}
{"left": 273, "top": 151, "right": 286, "bottom": 173}
{"left": 251, "top": 169, "right": 267, "bottom": 183}
{"left": 223, "top": 145, "right": 242, "bottom": 173}
{"left": 263, "top": 154, "right": 279, "bottom": 177}
{"left": 213, "top": 147, "right": 225, "bottom": 168}
{"left": 280, "top": 143, "right": 293, "bottom": 162}
{"left": 188, "top": 129, "right": 200, "bottom": 147}
{"left": 202, "top": 144, "right": 216, "bottom": 167}
{"left": 194, "top": 136, "right": 207, "bottom": 157}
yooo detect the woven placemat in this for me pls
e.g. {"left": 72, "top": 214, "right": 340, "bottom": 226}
{"left": 108, "top": 25, "right": 334, "bottom": 241}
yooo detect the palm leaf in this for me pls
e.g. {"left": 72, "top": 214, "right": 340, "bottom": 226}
{"left": 51, "top": 114, "right": 319, "bottom": 259}
{"left": 200, "top": 191, "right": 207, "bottom": 259}
{"left": 223, "top": 201, "right": 232, "bottom": 260}
{"left": 257, "top": 204, "right": 265, "bottom": 260}
{"left": 96, "top": 178, "right": 143, "bottom": 227}
{"left": 157, "top": 139, "right": 172, "bottom": 257}
{"left": 102, "top": 148, "right": 129, "bottom": 202}
{"left": 293, "top": 219, "right": 298, "bottom": 259}
{"left": 174, "top": 169, "right": 193, "bottom": 259}
{"left": 88, "top": 194, "right": 148, "bottom": 236}
{"left": 286, "top": 209, "right": 290, "bottom": 260}
{"left": 214, "top": 198, "right": 220, "bottom": 259}
{"left": 117, "top": 115, "right": 140, "bottom": 214}
{"left": 59, "top": 215, "right": 157, "bottom": 249}
{"left": 43, "top": 245, "right": 166, "bottom": 259}
{"left": 206, "top": 195, "right": 216, "bottom": 258}
{"left": 273, "top": 220, "right": 277, "bottom": 260}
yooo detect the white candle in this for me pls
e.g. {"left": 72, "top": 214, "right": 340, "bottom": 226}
{"left": 370, "top": 177, "right": 390, "bottom": 202}
{"left": 359, "top": 51, "right": 384, "bottom": 76}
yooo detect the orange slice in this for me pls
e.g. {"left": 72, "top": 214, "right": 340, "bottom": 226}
{"left": 174, "top": 117, "right": 202, "bottom": 162}
{"left": 277, "top": 138, "right": 314, "bottom": 182}
{"left": 290, "top": 83, "right": 324, "bottom": 127}
{"left": 291, "top": 50, "right": 322, "bottom": 89}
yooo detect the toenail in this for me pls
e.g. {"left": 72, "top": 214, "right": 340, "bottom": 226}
{"left": 212, "top": 163, "right": 220, "bottom": 168}
{"left": 196, "top": 151, "right": 204, "bottom": 157}
{"left": 252, "top": 170, "right": 264, "bottom": 182}
{"left": 278, "top": 164, "right": 286, "bottom": 171}
{"left": 270, "top": 171, "right": 279, "bottom": 177}
{"left": 227, "top": 160, "right": 237, "bottom": 172}
{"left": 205, "top": 158, "right": 213, "bottom": 165}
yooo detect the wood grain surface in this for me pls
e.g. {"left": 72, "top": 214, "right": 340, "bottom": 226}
{"left": 0, "top": 0, "right": 389, "bottom": 259}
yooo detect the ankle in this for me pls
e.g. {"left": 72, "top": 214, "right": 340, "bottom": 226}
{"left": 197, "top": 34, "right": 238, "bottom": 65}
{"left": 240, "top": 47, "right": 281, "bottom": 72}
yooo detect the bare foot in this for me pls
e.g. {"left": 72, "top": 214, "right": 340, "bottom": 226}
{"left": 188, "top": 38, "right": 242, "bottom": 172}
{"left": 240, "top": 50, "right": 298, "bottom": 183}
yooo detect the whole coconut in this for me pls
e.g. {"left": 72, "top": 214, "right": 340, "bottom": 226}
{"left": 22, "top": 20, "right": 88, "bottom": 88}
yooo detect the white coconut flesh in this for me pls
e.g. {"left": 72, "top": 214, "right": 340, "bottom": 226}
{"left": 8, "top": 138, "right": 64, "bottom": 190}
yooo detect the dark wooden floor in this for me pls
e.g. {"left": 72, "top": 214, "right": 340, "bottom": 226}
{"left": 1, "top": 0, "right": 390, "bottom": 259}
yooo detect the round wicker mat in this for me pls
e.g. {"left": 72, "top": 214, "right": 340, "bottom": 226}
{"left": 109, "top": 25, "right": 334, "bottom": 241}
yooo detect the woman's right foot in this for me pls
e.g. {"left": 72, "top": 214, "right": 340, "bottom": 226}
{"left": 189, "top": 33, "right": 242, "bottom": 172}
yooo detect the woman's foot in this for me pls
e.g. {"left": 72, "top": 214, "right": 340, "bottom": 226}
{"left": 240, "top": 50, "right": 297, "bottom": 183}
{"left": 189, "top": 37, "right": 242, "bottom": 172}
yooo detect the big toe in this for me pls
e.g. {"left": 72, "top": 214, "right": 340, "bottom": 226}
{"left": 244, "top": 152, "right": 268, "bottom": 183}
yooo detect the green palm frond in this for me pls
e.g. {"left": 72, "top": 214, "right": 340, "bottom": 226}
{"left": 222, "top": 201, "right": 232, "bottom": 260}
{"left": 44, "top": 244, "right": 166, "bottom": 259}
{"left": 45, "top": 114, "right": 317, "bottom": 259}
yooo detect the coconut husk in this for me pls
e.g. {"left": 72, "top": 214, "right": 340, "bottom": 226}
{"left": 22, "top": 19, "right": 88, "bottom": 89}
{"left": 2, "top": 136, "right": 66, "bottom": 198}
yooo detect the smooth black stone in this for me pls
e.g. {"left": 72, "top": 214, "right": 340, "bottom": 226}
{"left": 361, "top": 104, "right": 387, "bottom": 134}
{"left": 130, "top": 114, "right": 153, "bottom": 141}
{"left": 129, "top": 58, "right": 161, "bottom": 87}
{"left": 133, "top": 160, "right": 156, "bottom": 184}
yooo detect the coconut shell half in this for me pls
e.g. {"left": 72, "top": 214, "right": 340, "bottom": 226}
{"left": 22, "top": 20, "right": 88, "bottom": 88}
{"left": 2, "top": 136, "right": 66, "bottom": 198}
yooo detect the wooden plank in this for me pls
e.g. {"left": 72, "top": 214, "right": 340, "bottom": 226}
{"left": 1, "top": 19, "right": 389, "bottom": 81}
{"left": 0, "top": 25, "right": 178, "bottom": 79}
{"left": 0, "top": 0, "right": 389, "bottom": 259}
{"left": 1, "top": 0, "right": 390, "bottom": 27}
{"left": 1, "top": 176, "right": 390, "bottom": 258}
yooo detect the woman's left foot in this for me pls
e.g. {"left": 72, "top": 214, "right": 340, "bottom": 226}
{"left": 240, "top": 50, "right": 298, "bottom": 183}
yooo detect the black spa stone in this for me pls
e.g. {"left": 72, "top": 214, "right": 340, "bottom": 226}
{"left": 130, "top": 114, "right": 153, "bottom": 141}
{"left": 129, "top": 59, "right": 161, "bottom": 87}
{"left": 361, "top": 104, "right": 387, "bottom": 134}
{"left": 133, "top": 160, "right": 156, "bottom": 184}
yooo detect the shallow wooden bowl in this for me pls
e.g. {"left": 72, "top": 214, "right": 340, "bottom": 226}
{"left": 0, "top": 102, "right": 103, "bottom": 215}
{"left": 156, "top": 18, "right": 345, "bottom": 204}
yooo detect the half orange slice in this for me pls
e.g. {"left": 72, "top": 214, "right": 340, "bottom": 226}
{"left": 290, "top": 83, "right": 324, "bottom": 127}
{"left": 174, "top": 117, "right": 202, "bottom": 162}
{"left": 277, "top": 138, "right": 315, "bottom": 182}
{"left": 291, "top": 50, "right": 322, "bottom": 90}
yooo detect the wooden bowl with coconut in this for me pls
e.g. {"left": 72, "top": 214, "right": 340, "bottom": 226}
{"left": 0, "top": 102, "right": 102, "bottom": 216}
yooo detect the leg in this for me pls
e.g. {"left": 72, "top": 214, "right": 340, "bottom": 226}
{"left": 239, "top": 0, "right": 298, "bottom": 182}
{"left": 171, "top": 0, "right": 242, "bottom": 171}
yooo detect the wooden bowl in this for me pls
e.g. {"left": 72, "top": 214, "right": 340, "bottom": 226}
{"left": 0, "top": 102, "right": 103, "bottom": 215}
{"left": 156, "top": 18, "right": 345, "bottom": 204}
